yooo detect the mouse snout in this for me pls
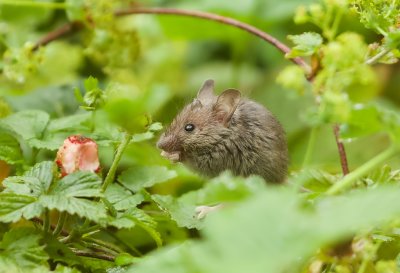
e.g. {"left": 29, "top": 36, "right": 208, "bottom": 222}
{"left": 157, "top": 134, "right": 176, "bottom": 151}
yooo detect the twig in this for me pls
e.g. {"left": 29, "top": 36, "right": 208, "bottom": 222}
{"left": 333, "top": 124, "right": 349, "bottom": 175}
{"left": 33, "top": 7, "right": 311, "bottom": 74}
{"left": 71, "top": 248, "right": 116, "bottom": 261}
{"left": 32, "top": 22, "right": 83, "bottom": 51}
{"left": 365, "top": 48, "right": 391, "bottom": 65}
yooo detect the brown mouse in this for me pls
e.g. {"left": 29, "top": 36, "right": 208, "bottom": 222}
{"left": 157, "top": 79, "right": 288, "bottom": 183}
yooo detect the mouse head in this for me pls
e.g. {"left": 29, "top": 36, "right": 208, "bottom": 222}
{"left": 157, "top": 79, "right": 241, "bottom": 162}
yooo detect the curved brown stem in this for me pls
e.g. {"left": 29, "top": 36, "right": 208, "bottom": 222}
{"left": 33, "top": 7, "right": 311, "bottom": 74}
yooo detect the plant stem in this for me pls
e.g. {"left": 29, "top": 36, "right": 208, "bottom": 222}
{"left": 0, "top": 0, "right": 66, "bottom": 9}
{"left": 43, "top": 209, "right": 50, "bottom": 233}
{"left": 303, "top": 126, "right": 318, "bottom": 168}
{"left": 365, "top": 48, "right": 392, "bottom": 65}
{"left": 33, "top": 7, "right": 311, "bottom": 74}
{"left": 83, "top": 237, "right": 124, "bottom": 254}
{"left": 53, "top": 212, "right": 67, "bottom": 237}
{"left": 101, "top": 132, "right": 132, "bottom": 192}
{"left": 70, "top": 248, "right": 116, "bottom": 261}
{"left": 326, "top": 145, "right": 399, "bottom": 195}
{"left": 333, "top": 124, "right": 349, "bottom": 176}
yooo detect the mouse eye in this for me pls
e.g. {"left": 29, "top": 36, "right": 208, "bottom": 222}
{"left": 184, "top": 123, "right": 195, "bottom": 132}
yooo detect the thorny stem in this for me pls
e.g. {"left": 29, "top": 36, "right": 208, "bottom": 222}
{"left": 101, "top": 132, "right": 132, "bottom": 192}
{"left": 53, "top": 212, "right": 68, "bottom": 237}
{"left": 365, "top": 48, "right": 392, "bottom": 65}
{"left": 326, "top": 145, "right": 399, "bottom": 195}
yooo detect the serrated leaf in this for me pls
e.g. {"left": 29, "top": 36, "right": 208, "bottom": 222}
{"left": 118, "top": 166, "right": 177, "bottom": 192}
{"left": 39, "top": 172, "right": 106, "bottom": 222}
{"left": 3, "top": 161, "right": 54, "bottom": 196}
{"left": 0, "top": 193, "right": 42, "bottom": 223}
{"left": 287, "top": 32, "right": 323, "bottom": 57}
{"left": 0, "top": 132, "right": 23, "bottom": 164}
{"left": 129, "top": 186, "right": 400, "bottom": 273}
{"left": 51, "top": 172, "right": 102, "bottom": 198}
{"left": 46, "top": 113, "right": 91, "bottom": 132}
{"left": 0, "top": 110, "right": 50, "bottom": 146}
{"left": 0, "top": 227, "right": 48, "bottom": 268}
{"left": 131, "top": 132, "right": 154, "bottom": 143}
{"left": 40, "top": 195, "right": 106, "bottom": 222}
{"left": 105, "top": 184, "right": 144, "bottom": 211}
{"left": 84, "top": 76, "right": 99, "bottom": 91}
{"left": 152, "top": 195, "right": 201, "bottom": 229}
{"left": 180, "top": 172, "right": 266, "bottom": 206}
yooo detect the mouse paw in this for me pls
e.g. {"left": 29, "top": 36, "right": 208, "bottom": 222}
{"left": 195, "top": 204, "right": 223, "bottom": 219}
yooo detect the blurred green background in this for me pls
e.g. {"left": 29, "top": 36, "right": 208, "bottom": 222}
{"left": 0, "top": 0, "right": 398, "bottom": 180}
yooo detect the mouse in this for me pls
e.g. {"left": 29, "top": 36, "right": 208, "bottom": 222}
{"left": 157, "top": 79, "right": 288, "bottom": 183}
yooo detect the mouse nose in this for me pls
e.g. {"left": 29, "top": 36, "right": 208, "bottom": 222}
{"left": 157, "top": 134, "right": 170, "bottom": 150}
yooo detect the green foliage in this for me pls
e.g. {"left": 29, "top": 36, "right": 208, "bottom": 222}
{"left": 1, "top": 0, "right": 400, "bottom": 272}
{"left": 0, "top": 228, "right": 48, "bottom": 269}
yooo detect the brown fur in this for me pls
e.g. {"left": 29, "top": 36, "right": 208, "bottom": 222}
{"left": 157, "top": 79, "right": 288, "bottom": 183}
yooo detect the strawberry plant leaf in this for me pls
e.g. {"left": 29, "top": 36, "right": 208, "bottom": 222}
{"left": 105, "top": 184, "right": 145, "bottom": 211}
{"left": 0, "top": 132, "right": 23, "bottom": 165}
{"left": 3, "top": 161, "right": 54, "bottom": 196}
{"left": 0, "top": 227, "right": 48, "bottom": 268}
{"left": 129, "top": 186, "right": 400, "bottom": 273}
{"left": 50, "top": 171, "right": 102, "bottom": 198}
{"left": 0, "top": 193, "right": 42, "bottom": 223}
{"left": 0, "top": 110, "right": 50, "bottom": 147}
{"left": 152, "top": 195, "right": 201, "bottom": 229}
{"left": 118, "top": 166, "right": 177, "bottom": 192}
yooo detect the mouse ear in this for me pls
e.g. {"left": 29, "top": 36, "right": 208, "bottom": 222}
{"left": 214, "top": 89, "right": 241, "bottom": 126}
{"left": 197, "top": 79, "right": 216, "bottom": 105}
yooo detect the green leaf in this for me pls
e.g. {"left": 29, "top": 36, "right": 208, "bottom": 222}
{"left": 1, "top": 163, "right": 106, "bottom": 223}
{"left": 105, "top": 184, "right": 145, "bottom": 211}
{"left": 287, "top": 32, "right": 323, "bottom": 57}
{"left": 43, "top": 235, "right": 80, "bottom": 267}
{"left": 40, "top": 195, "right": 107, "bottom": 223}
{"left": 129, "top": 186, "right": 400, "bottom": 273}
{"left": 115, "top": 253, "right": 139, "bottom": 266}
{"left": 152, "top": 195, "right": 201, "bottom": 229}
{"left": 3, "top": 161, "right": 54, "bottom": 196}
{"left": 0, "top": 110, "right": 50, "bottom": 147}
{"left": 0, "top": 193, "right": 42, "bottom": 223}
{"left": 0, "top": 227, "right": 48, "bottom": 268}
{"left": 0, "top": 132, "right": 23, "bottom": 164}
{"left": 51, "top": 172, "right": 102, "bottom": 198}
{"left": 84, "top": 76, "right": 99, "bottom": 91}
{"left": 180, "top": 172, "right": 266, "bottom": 206}
{"left": 66, "top": 0, "right": 85, "bottom": 21}
{"left": 46, "top": 113, "right": 91, "bottom": 132}
{"left": 118, "top": 166, "right": 177, "bottom": 192}
{"left": 39, "top": 172, "right": 106, "bottom": 222}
